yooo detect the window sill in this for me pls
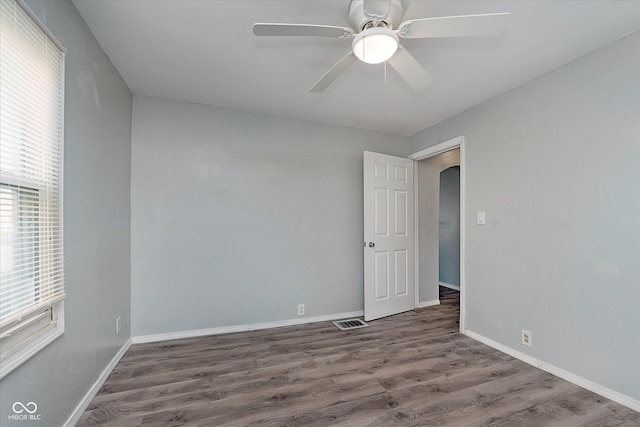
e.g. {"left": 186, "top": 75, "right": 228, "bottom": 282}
{"left": 0, "top": 301, "right": 65, "bottom": 379}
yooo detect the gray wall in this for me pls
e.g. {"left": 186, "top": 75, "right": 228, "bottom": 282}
{"left": 411, "top": 33, "right": 640, "bottom": 400}
{"left": 417, "top": 150, "right": 460, "bottom": 303}
{"left": 0, "top": 1, "right": 132, "bottom": 426}
{"left": 439, "top": 167, "right": 460, "bottom": 287}
{"left": 130, "top": 96, "right": 408, "bottom": 336}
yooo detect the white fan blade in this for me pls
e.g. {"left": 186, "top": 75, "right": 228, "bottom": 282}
{"left": 309, "top": 52, "right": 357, "bottom": 92}
{"left": 397, "top": 13, "right": 511, "bottom": 39}
{"left": 363, "top": 0, "right": 390, "bottom": 20}
{"left": 386, "top": 46, "right": 432, "bottom": 91}
{"left": 253, "top": 23, "right": 354, "bottom": 38}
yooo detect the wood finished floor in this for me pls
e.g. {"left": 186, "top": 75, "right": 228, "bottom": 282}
{"left": 77, "top": 288, "right": 640, "bottom": 426}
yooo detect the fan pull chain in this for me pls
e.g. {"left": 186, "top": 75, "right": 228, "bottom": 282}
{"left": 384, "top": 61, "right": 387, "bottom": 83}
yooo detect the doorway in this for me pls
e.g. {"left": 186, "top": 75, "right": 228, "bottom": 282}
{"left": 409, "top": 136, "right": 465, "bottom": 332}
{"left": 439, "top": 165, "right": 460, "bottom": 292}
{"left": 362, "top": 137, "right": 465, "bottom": 328}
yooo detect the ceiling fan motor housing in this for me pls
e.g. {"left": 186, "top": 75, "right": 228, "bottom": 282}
{"left": 348, "top": 0, "right": 404, "bottom": 31}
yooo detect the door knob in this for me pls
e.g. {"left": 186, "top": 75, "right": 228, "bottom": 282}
{"left": 368, "top": 242, "right": 375, "bottom": 248}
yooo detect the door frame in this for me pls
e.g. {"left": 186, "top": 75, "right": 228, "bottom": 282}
{"left": 409, "top": 135, "right": 466, "bottom": 333}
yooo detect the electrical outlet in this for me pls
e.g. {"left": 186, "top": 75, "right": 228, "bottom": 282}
{"left": 297, "top": 304, "right": 305, "bottom": 316}
{"left": 477, "top": 211, "right": 486, "bottom": 225}
{"left": 521, "top": 329, "right": 532, "bottom": 347}
{"left": 116, "top": 316, "right": 122, "bottom": 334}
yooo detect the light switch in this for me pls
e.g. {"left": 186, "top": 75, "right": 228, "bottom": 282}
{"left": 477, "top": 211, "right": 486, "bottom": 225}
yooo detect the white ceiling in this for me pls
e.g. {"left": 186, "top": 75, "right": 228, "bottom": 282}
{"left": 72, "top": 0, "right": 640, "bottom": 137}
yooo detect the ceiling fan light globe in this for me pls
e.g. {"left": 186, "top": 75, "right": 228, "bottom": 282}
{"left": 352, "top": 27, "right": 399, "bottom": 64}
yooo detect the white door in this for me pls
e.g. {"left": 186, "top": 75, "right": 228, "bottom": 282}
{"left": 364, "top": 151, "right": 414, "bottom": 321}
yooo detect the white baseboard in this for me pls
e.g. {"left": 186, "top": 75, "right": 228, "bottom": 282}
{"left": 63, "top": 338, "right": 132, "bottom": 427}
{"left": 132, "top": 310, "right": 365, "bottom": 344}
{"left": 416, "top": 299, "right": 440, "bottom": 309}
{"left": 439, "top": 282, "right": 460, "bottom": 291}
{"left": 464, "top": 329, "right": 640, "bottom": 413}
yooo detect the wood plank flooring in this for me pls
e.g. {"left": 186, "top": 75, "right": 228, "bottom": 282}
{"left": 77, "top": 288, "right": 640, "bottom": 426}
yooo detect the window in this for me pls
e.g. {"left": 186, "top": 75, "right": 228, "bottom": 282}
{"left": 0, "top": 0, "right": 65, "bottom": 378}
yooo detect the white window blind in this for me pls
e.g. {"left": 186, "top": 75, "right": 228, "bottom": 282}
{"left": 0, "top": 0, "right": 65, "bottom": 377}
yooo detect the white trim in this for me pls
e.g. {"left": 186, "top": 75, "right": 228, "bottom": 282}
{"left": 464, "top": 329, "right": 640, "bottom": 413}
{"left": 416, "top": 299, "right": 440, "bottom": 309}
{"left": 464, "top": 329, "right": 538, "bottom": 366}
{"left": 536, "top": 362, "right": 640, "bottom": 412}
{"left": 0, "top": 301, "right": 65, "bottom": 379}
{"left": 409, "top": 135, "right": 464, "bottom": 161}
{"left": 132, "top": 310, "right": 365, "bottom": 344}
{"left": 413, "top": 161, "right": 420, "bottom": 309}
{"left": 16, "top": 0, "right": 66, "bottom": 52}
{"left": 439, "top": 282, "right": 460, "bottom": 291}
{"left": 63, "top": 338, "right": 132, "bottom": 427}
{"left": 409, "top": 135, "right": 466, "bottom": 333}
{"left": 459, "top": 142, "right": 466, "bottom": 333}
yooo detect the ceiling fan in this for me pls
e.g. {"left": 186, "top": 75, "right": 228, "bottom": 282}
{"left": 253, "top": 0, "right": 510, "bottom": 92}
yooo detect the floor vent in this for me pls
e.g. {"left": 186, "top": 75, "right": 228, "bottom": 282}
{"left": 332, "top": 318, "right": 369, "bottom": 330}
